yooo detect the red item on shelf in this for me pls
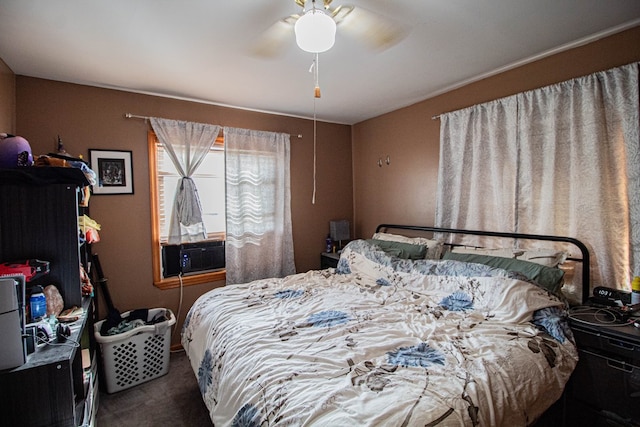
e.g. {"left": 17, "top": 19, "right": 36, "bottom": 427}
{"left": 0, "top": 259, "right": 50, "bottom": 281}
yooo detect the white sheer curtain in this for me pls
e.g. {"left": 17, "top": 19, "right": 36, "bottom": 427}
{"left": 224, "top": 127, "right": 296, "bottom": 284}
{"left": 150, "top": 118, "right": 221, "bottom": 244}
{"left": 436, "top": 62, "right": 640, "bottom": 294}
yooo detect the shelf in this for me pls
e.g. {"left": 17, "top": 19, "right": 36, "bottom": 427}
{"left": 0, "top": 168, "right": 97, "bottom": 426}
{"left": 0, "top": 167, "right": 90, "bottom": 187}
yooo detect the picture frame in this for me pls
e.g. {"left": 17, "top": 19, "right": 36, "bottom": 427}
{"left": 89, "top": 149, "right": 134, "bottom": 195}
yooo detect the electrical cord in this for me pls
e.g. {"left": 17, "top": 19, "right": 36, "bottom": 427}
{"left": 24, "top": 332, "right": 80, "bottom": 349}
{"left": 568, "top": 305, "right": 637, "bottom": 327}
{"left": 170, "top": 272, "right": 184, "bottom": 352}
{"left": 43, "top": 337, "right": 80, "bottom": 348}
{"left": 169, "top": 274, "right": 185, "bottom": 354}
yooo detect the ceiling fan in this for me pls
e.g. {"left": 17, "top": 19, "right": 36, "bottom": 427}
{"left": 251, "top": 0, "right": 407, "bottom": 57}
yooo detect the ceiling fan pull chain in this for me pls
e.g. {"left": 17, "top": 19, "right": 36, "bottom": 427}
{"left": 314, "top": 53, "right": 321, "bottom": 98}
{"left": 312, "top": 95, "right": 317, "bottom": 205}
{"left": 309, "top": 52, "right": 319, "bottom": 204}
{"left": 311, "top": 3, "right": 317, "bottom": 203}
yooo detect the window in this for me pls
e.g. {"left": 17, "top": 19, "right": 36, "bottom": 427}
{"left": 148, "top": 131, "right": 226, "bottom": 289}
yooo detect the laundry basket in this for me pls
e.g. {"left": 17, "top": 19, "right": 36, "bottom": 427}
{"left": 94, "top": 308, "right": 176, "bottom": 393}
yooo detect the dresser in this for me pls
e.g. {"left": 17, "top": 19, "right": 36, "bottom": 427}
{"left": 567, "top": 311, "right": 640, "bottom": 425}
{"left": 320, "top": 252, "right": 340, "bottom": 269}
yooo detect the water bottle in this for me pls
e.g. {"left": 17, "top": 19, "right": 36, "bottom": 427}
{"left": 632, "top": 276, "right": 640, "bottom": 305}
{"left": 325, "top": 234, "right": 333, "bottom": 253}
{"left": 30, "top": 285, "right": 47, "bottom": 322}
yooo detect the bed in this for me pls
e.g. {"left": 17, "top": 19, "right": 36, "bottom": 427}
{"left": 182, "top": 225, "right": 589, "bottom": 426}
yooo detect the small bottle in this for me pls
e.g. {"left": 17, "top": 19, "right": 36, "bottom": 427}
{"left": 30, "top": 285, "right": 47, "bottom": 322}
{"left": 325, "top": 234, "right": 333, "bottom": 253}
{"left": 632, "top": 276, "right": 640, "bottom": 305}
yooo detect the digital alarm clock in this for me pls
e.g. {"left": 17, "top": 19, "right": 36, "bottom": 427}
{"left": 592, "top": 286, "right": 631, "bottom": 306}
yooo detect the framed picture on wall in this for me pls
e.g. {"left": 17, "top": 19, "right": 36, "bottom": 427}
{"left": 89, "top": 149, "right": 134, "bottom": 195}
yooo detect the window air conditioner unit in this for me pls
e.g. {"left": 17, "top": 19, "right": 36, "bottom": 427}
{"left": 162, "top": 241, "right": 225, "bottom": 277}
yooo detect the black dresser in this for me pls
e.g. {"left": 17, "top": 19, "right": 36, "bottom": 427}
{"left": 567, "top": 310, "right": 640, "bottom": 426}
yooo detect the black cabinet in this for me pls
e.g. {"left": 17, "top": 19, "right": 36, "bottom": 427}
{"left": 0, "top": 298, "right": 96, "bottom": 426}
{"left": 568, "top": 314, "right": 640, "bottom": 426}
{"left": 320, "top": 252, "right": 340, "bottom": 269}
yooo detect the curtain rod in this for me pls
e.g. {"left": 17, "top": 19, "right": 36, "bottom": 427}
{"left": 124, "top": 113, "right": 303, "bottom": 139}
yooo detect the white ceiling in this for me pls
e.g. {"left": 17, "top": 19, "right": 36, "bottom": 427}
{"left": 1, "top": 1, "right": 639, "bottom": 125}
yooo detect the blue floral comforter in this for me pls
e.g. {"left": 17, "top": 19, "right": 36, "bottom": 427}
{"left": 182, "top": 240, "right": 578, "bottom": 426}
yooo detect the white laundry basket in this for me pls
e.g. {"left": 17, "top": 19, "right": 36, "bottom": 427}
{"left": 94, "top": 308, "right": 176, "bottom": 393}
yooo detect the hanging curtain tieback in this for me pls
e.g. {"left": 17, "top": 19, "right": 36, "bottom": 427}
{"left": 176, "top": 177, "right": 203, "bottom": 226}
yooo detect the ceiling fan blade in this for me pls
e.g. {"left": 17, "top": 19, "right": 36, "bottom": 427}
{"left": 250, "top": 15, "right": 297, "bottom": 58}
{"left": 335, "top": 5, "right": 407, "bottom": 51}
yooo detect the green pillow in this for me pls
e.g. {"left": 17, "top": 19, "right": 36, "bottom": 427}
{"left": 367, "top": 239, "right": 427, "bottom": 260}
{"left": 442, "top": 252, "right": 564, "bottom": 293}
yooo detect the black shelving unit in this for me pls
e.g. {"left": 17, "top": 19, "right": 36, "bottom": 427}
{"left": 0, "top": 167, "right": 98, "bottom": 426}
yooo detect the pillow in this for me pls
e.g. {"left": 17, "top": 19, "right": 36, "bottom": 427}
{"left": 451, "top": 247, "right": 523, "bottom": 258}
{"left": 442, "top": 252, "right": 565, "bottom": 294}
{"left": 372, "top": 232, "right": 444, "bottom": 259}
{"left": 451, "top": 247, "right": 567, "bottom": 267}
{"left": 366, "top": 239, "right": 427, "bottom": 260}
{"left": 516, "top": 249, "right": 567, "bottom": 267}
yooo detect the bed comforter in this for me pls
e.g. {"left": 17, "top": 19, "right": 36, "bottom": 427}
{"left": 182, "top": 240, "right": 578, "bottom": 426}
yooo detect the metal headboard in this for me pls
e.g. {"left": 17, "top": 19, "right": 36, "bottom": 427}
{"left": 375, "top": 224, "right": 591, "bottom": 304}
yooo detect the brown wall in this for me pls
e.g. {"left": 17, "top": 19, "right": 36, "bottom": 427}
{"left": 353, "top": 26, "right": 640, "bottom": 239}
{"left": 15, "top": 78, "right": 353, "bottom": 344}
{"left": 10, "top": 26, "right": 640, "bottom": 346}
{"left": 0, "top": 57, "right": 15, "bottom": 134}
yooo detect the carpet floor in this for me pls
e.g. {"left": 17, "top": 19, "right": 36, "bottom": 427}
{"left": 95, "top": 349, "right": 577, "bottom": 427}
{"left": 96, "top": 349, "right": 212, "bottom": 426}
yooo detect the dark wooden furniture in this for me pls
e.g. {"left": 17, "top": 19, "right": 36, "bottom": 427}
{"left": 320, "top": 251, "right": 340, "bottom": 269}
{"left": 0, "top": 168, "right": 97, "bottom": 426}
{"left": 567, "top": 313, "right": 640, "bottom": 426}
{"left": 0, "top": 298, "right": 96, "bottom": 426}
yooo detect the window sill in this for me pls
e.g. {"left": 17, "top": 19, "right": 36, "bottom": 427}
{"left": 153, "top": 269, "right": 226, "bottom": 290}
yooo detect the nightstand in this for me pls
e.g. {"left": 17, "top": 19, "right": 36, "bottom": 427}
{"left": 567, "top": 311, "right": 640, "bottom": 425}
{"left": 320, "top": 252, "right": 340, "bottom": 269}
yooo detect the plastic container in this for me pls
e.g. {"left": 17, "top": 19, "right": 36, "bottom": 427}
{"left": 632, "top": 276, "right": 640, "bottom": 305}
{"left": 94, "top": 308, "right": 176, "bottom": 393}
{"left": 30, "top": 285, "right": 46, "bottom": 322}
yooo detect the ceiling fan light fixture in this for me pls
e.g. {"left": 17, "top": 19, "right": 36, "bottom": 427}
{"left": 294, "top": 8, "right": 336, "bottom": 53}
